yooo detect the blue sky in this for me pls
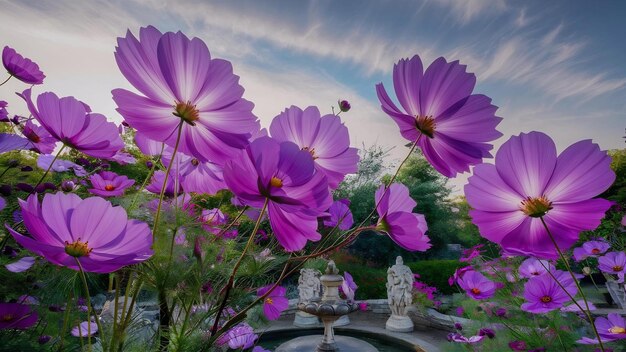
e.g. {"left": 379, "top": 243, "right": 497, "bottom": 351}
{"left": 1, "top": 0, "right": 625, "bottom": 193}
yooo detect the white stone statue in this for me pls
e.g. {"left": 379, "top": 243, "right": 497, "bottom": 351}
{"left": 385, "top": 256, "right": 414, "bottom": 332}
{"left": 294, "top": 268, "right": 322, "bottom": 327}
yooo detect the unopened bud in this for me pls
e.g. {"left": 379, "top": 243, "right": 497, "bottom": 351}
{"left": 338, "top": 100, "right": 351, "bottom": 112}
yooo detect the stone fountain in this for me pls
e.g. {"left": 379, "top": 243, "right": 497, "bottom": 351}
{"left": 276, "top": 260, "right": 376, "bottom": 352}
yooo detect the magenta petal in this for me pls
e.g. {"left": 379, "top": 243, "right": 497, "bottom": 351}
{"left": 5, "top": 257, "right": 35, "bottom": 273}
{"left": 268, "top": 203, "right": 321, "bottom": 252}
{"left": 0, "top": 133, "right": 29, "bottom": 154}
{"left": 375, "top": 183, "right": 417, "bottom": 216}
{"left": 392, "top": 55, "right": 424, "bottom": 116}
{"left": 544, "top": 139, "right": 615, "bottom": 203}
{"left": 384, "top": 211, "right": 431, "bottom": 251}
{"left": 464, "top": 163, "right": 522, "bottom": 212}
{"left": 495, "top": 131, "right": 557, "bottom": 197}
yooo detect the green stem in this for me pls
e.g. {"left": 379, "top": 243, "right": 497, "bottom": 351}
{"left": 152, "top": 121, "right": 184, "bottom": 240}
{"left": 210, "top": 198, "right": 268, "bottom": 335}
{"left": 32, "top": 144, "right": 66, "bottom": 194}
{"left": 59, "top": 291, "right": 74, "bottom": 350}
{"left": 75, "top": 259, "right": 105, "bottom": 351}
{"left": 539, "top": 217, "right": 605, "bottom": 352}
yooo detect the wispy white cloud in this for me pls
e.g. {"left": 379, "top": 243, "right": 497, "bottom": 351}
{"left": 429, "top": 0, "right": 507, "bottom": 24}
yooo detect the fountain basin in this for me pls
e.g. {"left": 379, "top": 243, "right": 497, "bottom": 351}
{"left": 258, "top": 328, "right": 431, "bottom": 352}
{"left": 276, "top": 335, "right": 377, "bottom": 352}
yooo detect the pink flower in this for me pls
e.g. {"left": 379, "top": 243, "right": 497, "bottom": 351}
{"left": 521, "top": 270, "right": 577, "bottom": 313}
{"left": 88, "top": 171, "right": 135, "bottom": 197}
{"left": 518, "top": 257, "right": 554, "bottom": 279}
{"left": 465, "top": 132, "right": 614, "bottom": 259}
{"left": 457, "top": 271, "right": 496, "bottom": 300}
{"left": 572, "top": 240, "right": 611, "bottom": 261}
{"left": 257, "top": 285, "right": 289, "bottom": 320}
{"left": 598, "top": 251, "right": 626, "bottom": 283}
{"left": 0, "top": 303, "right": 38, "bottom": 329}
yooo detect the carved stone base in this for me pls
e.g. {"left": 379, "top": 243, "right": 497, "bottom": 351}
{"left": 385, "top": 314, "right": 414, "bottom": 332}
{"left": 293, "top": 311, "right": 320, "bottom": 327}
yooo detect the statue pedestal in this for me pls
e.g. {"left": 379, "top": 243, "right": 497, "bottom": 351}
{"left": 385, "top": 314, "right": 414, "bottom": 332}
{"left": 294, "top": 311, "right": 319, "bottom": 327}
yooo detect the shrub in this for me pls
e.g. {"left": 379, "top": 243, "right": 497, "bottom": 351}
{"left": 407, "top": 260, "right": 467, "bottom": 295}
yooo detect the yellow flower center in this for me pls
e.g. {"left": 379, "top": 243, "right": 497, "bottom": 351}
{"left": 415, "top": 115, "right": 436, "bottom": 138}
{"left": 191, "top": 158, "right": 200, "bottom": 166}
{"left": 104, "top": 184, "right": 115, "bottom": 191}
{"left": 612, "top": 265, "right": 624, "bottom": 272}
{"left": 302, "top": 146, "right": 318, "bottom": 160}
{"left": 470, "top": 288, "right": 481, "bottom": 295}
{"left": 64, "top": 239, "right": 92, "bottom": 257}
{"left": 540, "top": 296, "right": 552, "bottom": 303}
{"left": 265, "top": 297, "right": 274, "bottom": 305}
{"left": 270, "top": 177, "right": 283, "bottom": 188}
{"left": 1, "top": 314, "right": 13, "bottom": 322}
{"left": 173, "top": 101, "right": 200, "bottom": 126}
{"left": 520, "top": 196, "right": 553, "bottom": 217}
{"left": 591, "top": 248, "right": 600, "bottom": 254}
{"left": 609, "top": 326, "right": 626, "bottom": 334}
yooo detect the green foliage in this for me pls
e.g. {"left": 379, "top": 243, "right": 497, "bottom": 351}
{"left": 407, "top": 260, "right": 466, "bottom": 295}
{"left": 331, "top": 255, "right": 388, "bottom": 299}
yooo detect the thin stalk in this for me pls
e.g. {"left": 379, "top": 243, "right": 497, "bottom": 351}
{"left": 31, "top": 144, "right": 66, "bottom": 194}
{"left": 0, "top": 74, "right": 11, "bottom": 86}
{"left": 75, "top": 259, "right": 105, "bottom": 351}
{"left": 58, "top": 291, "right": 74, "bottom": 350}
{"left": 540, "top": 217, "right": 605, "bottom": 352}
{"left": 210, "top": 198, "right": 268, "bottom": 335}
{"left": 152, "top": 121, "right": 183, "bottom": 240}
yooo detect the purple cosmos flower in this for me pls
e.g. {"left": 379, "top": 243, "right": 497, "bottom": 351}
{"left": 20, "top": 89, "right": 124, "bottom": 159}
{"left": 578, "top": 313, "right": 626, "bottom": 344}
{"left": 113, "top": 26, "right": 259, "bottom": 164}
{"left": 479, "top": 328, "right": 496, "bottom": 339}
{"left": 376, "top": 55, "right": 502, "bottom": 177}
{"left": 71, "top": 321, "right": 98, "bottom": 337}
{"left": 457, "top": 271, "right": 496, "bottom": 300}
{"left": 38, "top": 335, "right": 51, "bottom": 344}
{"left": 257, "top": 285, "right": 289, "bottom": 320}
{"left": 146, "top": 170, "right": 182, "bottom": 197}
{"left": 561, "top": 300, "right": 596, "bottom": 312}
{"left": 5, "top": 256, "right": 35, "bottom": 273}
{"left": 341, "top": 271, "right": 358, "bottom": 301}
{"left": 223, "top": 136, "right": 332, "bottom": 251}
{"left": 88, "top": 171, "right": 135, "bottom": 197}
{"left": 465, "top": 131, "right": 615, "bottom": 259}
{"left": 0, "top": 133, "right": 29, "bottom": 154}
{"left": 0, "top": 196, "right": 4, "bottom": 211}
{"left": 449, "top": 266, "right": 473, "bottom": 286}
{"left": 111, "top": 151, "right": 136, "bottom": 165}
{"left": 450, "top": 333, "right": 485, "bottom": 344}
{"left": 460, "top": 244, "right": 483, "bottom": 262}
{"left": 322, "top": 199, "right": 354, "bottom": 230}
{"left": 0, "top": 303, "right": 38, "bottom": 329}
{"left": 375, "top": 183, "right": 431, "bottom": 251}
{"left": 5, "top": 192, "right": 153, "bottom": 273}
{"left": 22, "top": 120, "right": 56, "bottom": 154}
{"left": 508, "top": 340, "right": 527, "bottom": 351}
{"left": 252, "top": 347, "right": 271, "bottom": 352}
{"left": 2, "top": 46, "right": 45, "bottom": 84}
{"left": 598, "top": 251, "right": 626, "bottom": 283}
{"left": 518, "top": 257, "right": 554, "bottom": 279}
{"left": 269, "top": 105, "right": 359, "bottom": 188}
{"left": 521, "top": 270, "right": 577, "bottom": 313}
{"left": 573, "top": 240, "right": 611, "bottom": 261}
{"left": 201, "top": 208, "right": 226, "bottom": 234}
{"left": 61, "top": 180, "right": 77, "bottom": 193}
{"left": 162, "top": 146, "right": 225, "bottom": 195}
{"left": 220, "top": 323, "right": 258, "bottom": 349}
{"left": 0, "top": 101, "right": 8, "bottom": 122}
{"left": 36, "top": 155, "right": 88, "bottom": 177}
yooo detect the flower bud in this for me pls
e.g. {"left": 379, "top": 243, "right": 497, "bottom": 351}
{"left": 582, "top": 267, "right": 591, "bottom": 275}
{"left": 146, "top": 161, "right": 154, "bottom": 169}
{"left": 61, "top": 180, "right": 76, "bottom": 192}
{"left": 338, "top": 100, "right": 351, "bottom": 112}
